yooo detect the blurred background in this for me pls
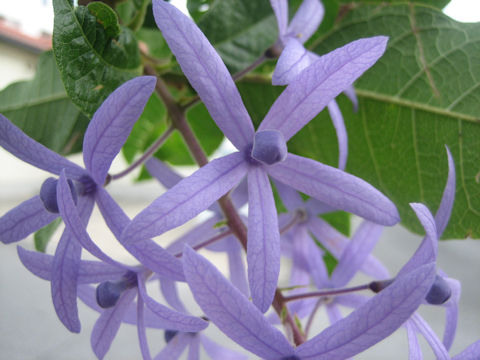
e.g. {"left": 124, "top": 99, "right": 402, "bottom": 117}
{"left": 0, "top": 0, "right": 479, "bottom": 359}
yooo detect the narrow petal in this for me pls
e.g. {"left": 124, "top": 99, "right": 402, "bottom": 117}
{"left": 270, "top": 0, "right": 288, "bottom": 36}
{"left": 226, "top": 241, "right": 249, "bottom": 297}
{"left": 411, "top": 313, "right": 450, "bottom": 360}
{"left": 91, "top": 288, "right": 137, "bottom": 359}
{"left": 295, "top": 263, "right": 436, "bottom": 360}
{"left": 443, "top": 277, "right": 461, "bottom": 350}
{"left": 247, "top": 167, "right": 281, "bottom": 313}
{"left": 137, "top": 296, "right": 152, "bottom": 360}
{"left": 452, "top": 340, "right": 480, "bottom": 360}
{"left": 330, "top": 221, "right": 384, "bottom": 287}
{"left": 160, "top": 278, "right": 187, "bottom": 313}
{"left": 153, "top": 0, "right": 254, "bottom": 150}
{"left": 326, "top": 303, "right": 343, "bottom": 325}
{"left": 0, "top": 114, "right": 87, "bottom": 180}
{"left": 145, "top": 157, "right": 183, "bottom": 189}
{"left": 268, "top": 154, "right": 399, "bottom": 225}
{"left": 83, "top": 76, "right": 156, "bottom": 185}
{"left": 154, "top": 333, "right": 191, "bottom": 360}
{"left": 137, "top": 273, "right": 208, "bottom": 332}
{"left": 435, "top": 146, "right": 456, "bottom": 237}
{"left": 274, "top": 179, "right": 304, "bottom": 211}
{"left": 187, "top": 335, "right": 201, "bottom": 360}
{"left": 183, "top": 246, "right": 294, "bottom": 359}
{"left": 299, "top": 227, "right": 329, "bottom": 289}
{"left": 287, "top": 0, "right": 324, "bottom": 43}
{"left": 405, "top": 321, "right": 423, "bottom": 360}
{"left": 200, "top": 335, "right": 248, "bottom": 360}
{"left": 327, "top": 100, "right": 348, "bottom": 171}
{"left": 260, "top": 36, "right": 388, "bottom": 140}
{"left": 95, "top": 187, "right": 128, "bottom": 238}
{"left": 272, "top": 38, "right": 314, "bottom": 85}
{"left": 305, "top": 198, "right": 335, "bottom": 215}
{"left": 0, "top": 196, "right": 57, "bottom": 244}
{"left": 343, "top": 85, "right": 358, "bottom": 112}
{"left": 122, "top": 152, "right": 248, "bottom": 243}
{"left": 398, "top": 203, "right": 437, "bottom": 277}
{"left": 17, "top": 246, "right": 125, "bottom": 283}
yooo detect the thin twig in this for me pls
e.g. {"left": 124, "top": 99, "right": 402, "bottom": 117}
{"left": 283, "top": 284, "right": 371, "bottom": 303}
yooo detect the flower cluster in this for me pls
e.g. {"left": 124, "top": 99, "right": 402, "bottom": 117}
{"left": 0, "top": 0, "right": 479, "bottom": 359}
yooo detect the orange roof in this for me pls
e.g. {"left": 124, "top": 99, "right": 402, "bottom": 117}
{"left": 0, "top": 18, "right": 51, "bottom": 53}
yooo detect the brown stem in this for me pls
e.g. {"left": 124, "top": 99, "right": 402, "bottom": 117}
{"left": 174, "top": 228, "right": 234, "bottom": 258}
{"left": 283, "top": 284, "right": 371, "bottom": 303}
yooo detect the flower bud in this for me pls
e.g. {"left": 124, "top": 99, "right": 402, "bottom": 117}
{"left": 96, "top": 272, "right": 137, "bottom": 308}
{"left": 251, "top": 130, "right": 287, "bottom": 165}
{"left": 40, "top": 177, "right": 77, "bottom": 213}
{"left": 164, "top": 330, "right": 178, "bottom": 343}
{"left": 425, "top": 275, "right": 451, "bottom": 305}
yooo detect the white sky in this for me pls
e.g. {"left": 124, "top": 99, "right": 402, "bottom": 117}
{"left": 0, "top": 0, "right": 478, "bottom": 37}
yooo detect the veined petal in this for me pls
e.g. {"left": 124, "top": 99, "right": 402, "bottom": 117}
{"left": 330, "top": 221, "right": 383, "bottom": 287}
{"left": 260, "top": 37, "right": 388, "bottom": 140}
{"left": 268, "top": 154, "right": 399, "bottom": 225}
{"left": 405, "top": 321, "right": 423, "bottom": 360}
{"left": 295, "top": 263, "right": 436, "bottom": 360}
{"left": 152, "top": 0, "right": 254, "bottom": 150}
{"left": 95, "top": 187, "right": 129, "bottom": 239}
{"left": 188, "top": 335, "right": 201, "bottom": 360}
{"left": 137, "top": 272, "right": 208, "bottom": 332}
{"left": 411, "top": 313, "right": 450, "bottom": 360}
{"left": 272, "top": 38, "right": 314, "bottom": 86}
{"left": 452, "top": 340, "right": 480, "bottom": 360}
{"left": 0, "top": 114, "right": 87, "bottom": 180}
{"left": 0, "top": 196, "right": 58, "bottom": 244}
{"left": 160, "top": 278, "right": 187, "bottom": 313}
{"left": 435, "top": 146, "right": 456, "bottom": 237}
{"left": 145, "top": 157, "right": 183, "bottom": 189}
{"left": 154, "top": 333, "right": 191, "bottom": 360}
{"left": 274, "top": 179, "right": 304, "bottom": 211}
{"left": 200, "top": 335, "right": 248, "bottom": 360}
{"left": 287, "top": 0, "right": 324, "bottom": 43}
{"left": 122, "top": 152, "right": 248, "bottom": 243}
{"left": 343, "top": 85, "right": 359, "bottom": 112}
{"left": 270, "top": 0, "right": 288, "bottom": 37}
{"left": 91, "top": 288, "right": 137, "bottom": 359}
{"left": 183, "top": 246, "right": 294, "bottom": 359}
{"left": 136, "top": 296, "right": 152, "bottom": 360}
{"left": 83, "top": 76, "right": 156, "bottom": 185}
{"left": 17, "top": 246, "right": 125, "bottom": 283}
{"left": 305, "top": 198, "right": 335, "bottom": 215}
{"left": 327, "top": 100, "right": 348, "bottom": 171}
{"left": 299, "top": 227, "right": 329, "bottom": 289}
{"left": 247, "top": 167, "right": 281, "bottom": 313}
{"left": 227, "top": 240, "right": 249, "bottom": 297}
{"left": 443, "top": 277, "right": 461, "bottom": 350}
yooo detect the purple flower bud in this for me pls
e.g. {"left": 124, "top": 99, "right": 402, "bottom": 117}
{"left": 95, "top": 272, "right": 137, "bottom": 308}
{"left": 425, "top": 275, "right": 452, "bottom": 305}
{"left": 369, "top": 279, "right": 394, "bottom": 293}
{"left": 282, "top": 357, "right": 301, "bottom": 360}
{"left": 164, "top": 330, "right": 178, "bottom": 343}
{"left": 40, "top": 177, "right": 77, "bottom": 213}
{"left": 251, "top": 130, "right": 287, "bottom": 165}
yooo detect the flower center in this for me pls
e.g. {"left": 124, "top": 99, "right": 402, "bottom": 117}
{"left": 251, "top": 130, "right": 287, "bottom": 166}
{"left": 425, "top": 275, "right": 452, "bottom": 305}
{"left": 39, "top": 177, "right": 78, "bottom": 213}
{"left": 96, "top": 271, "right": 138, "bottom": 308}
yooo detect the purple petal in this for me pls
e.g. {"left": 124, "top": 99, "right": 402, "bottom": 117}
{"left": 83, "top": 76, "right": 156, "bottom": 185}
{"left": 160, "top": 278, "right": 187, "bottom": 313}
{"left": 327, "top": 100, "right": 348, "bottom": 171}
{"left": 435, "top": 146, "right": 456, "bottom": 237}
{"left": 443, "top": 277, "right": 461, "bottom": 350}
{"left": 343, "top": 85, "right": 358, "bottom": 112}
{"left": 187, "top": 335, "right": 201, "bottom": 360}
{"left": 272, "top": 38, "right": 315, "bottom": 86}
{"left": 305, "top": 198, "right": 335, "bottom": 215}
{"left": 411, "top": 313, "right": 450, "bottom": 360}
{"left": 287, "top": 0, "right": 324, "bottom": 43}
{"left": 91, "top": 288, "right": 137, "bottom": 359}
{"left": 268, "top": 154, "right": 400, "bottom": 225}
{"left": 405, "top": 321, "right": 422, "bottom": 360}
{"left": 298, "top": 227, "right": 329, "bottom": 289}
{"left": 182, "top": 246, "right": 294, "bottom": 359}
{"left": 295, "top": 263, "right": 436, "bottom": 359}
{"left": 0, "top": 114, "right": 87, "bottom": 180}
{"left": 330, "top": 221, "right": 383, "bottom": 287}
{"left": 270, "top": 0, "right": 288, "bottom": 36}
{"left": 453, "top": 340, "right": 480, "bottom": 360}
{"left": 17, "top": 246, "right": 125, "bottom": 283}
{"left": 145, "top": 157, "right": 183, "bottom": 189}
{"left": 122, "top": 152, "right": 248, "bottom": 243}
{"left": 95, "top": 187, "right": 128, "bottom": 238}
{"left": 260, "top": 36, "right": 388, "bottom": 140}
{"left": 200, "top": 335, "right": 248, "bottom": 360}
{"left": 326, "top": 303, "right": 343, "bottom": 325}
{"left": 226, "top": 241, "right": 249, "bottom": 297}
{"left": 136, "top": 296, "right": 152, "bottom": 360}
{"left": 0, "top": 196, "right": 58, "bottom": 244}
{"left": 274, "top": 179, "right": 304, "bottom": 211}
{"left": 154, "top": 333, "right": 191, "bottom": 360}
{"left": 137, "top": 273, "right": 208, "bottom": 332}
{"left": 152, "top": 1, "right": 254, "bottom": 150}
{"left": 247, "top": 167, "right": 281, "bottom": 313}
{"left": 398, "top": 203, "right": 437, "bottom": 277}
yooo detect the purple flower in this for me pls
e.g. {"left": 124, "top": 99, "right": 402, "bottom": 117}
{"left": 0, "top": 76, "right": 156, "bottom": 332}
{"left": 121, "top": 0, "right": 399, "bottom": 313}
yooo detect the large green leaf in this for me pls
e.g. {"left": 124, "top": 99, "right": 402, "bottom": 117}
{"left": 52, "top": 0, "right": 142, "bottom": 118}
{"left": 295, "top": 4, "right": 480, "bottom": 239}
{"left": 195, "top": 0, "right": 278, "bottom": 73}
{"left": 341, "top": 1, "right": 450, "bottom": 9}
{"left": 0, "top": 51, "right": 88, "bottom": 154}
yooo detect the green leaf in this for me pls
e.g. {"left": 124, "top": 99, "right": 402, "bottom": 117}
{"left": 187, "top": 0, "right": 214, "bottom": 21}
{"left": 53, "top": 0, "right": 142, "bottom": 118}
{"left": 299, "top": 4, "right": 480, "bottom": 239}
{"left": 0, "top": 51, "right": 88, "bottom": 154}
{"left": 340, "top": 1, "right": 450, "bottom": 10}
{"left": 34, "top": 218, "right": 62, "bottom": 253}
{"left": 116, "top": 0, "right": 151, "bottom": 31}
{"left": 87, "top": 1, "right": 121, "bottom": 37}
{"left": 321, "top": 211, "right": 351, "bottom": 237}
{"left": 196, "top": 0, "right": 278, "bottom": 73}
{"left": 135, "top": 28, "right": 172, "bottom": 60}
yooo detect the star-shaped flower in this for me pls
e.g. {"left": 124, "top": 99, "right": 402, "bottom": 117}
{"left": 121, "top": 0, "right": 399, "bottom": 313}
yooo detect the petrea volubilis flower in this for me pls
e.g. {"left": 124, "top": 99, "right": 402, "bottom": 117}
{"left": 121, "top": 0, "right": 399, "bottom": 313}
{"left": 0, "top": 76, "right": 156, "bottom": 332}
